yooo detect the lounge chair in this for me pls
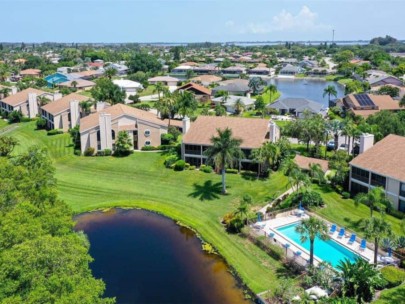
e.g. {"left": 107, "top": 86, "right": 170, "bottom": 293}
{"left": 337, "top": 228, "right": 345, "bottom": 238}
{"left": 329, "top": 224, "right": 337, "bottom": 234}
{"left": 360, "top": 239, "right": 366, "bottom": 251}
{"left": 348, "top": 234, "right": 356, "bottom": 245}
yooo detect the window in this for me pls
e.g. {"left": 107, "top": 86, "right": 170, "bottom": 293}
{"left": 351, "top": 181, "right": 369, "bottom": 196}
{"left": 144, "top": 129, "right": 151, "bottom": 137}
{"left": 111, "top": 130, "right": 116, "bottom": 140}
{"left": 145, "top": 141, "right": 151, "bottom": 146}
{"left": 96, "top": 130, "right": 101, "bottom": 141}
{"left": 400, "top": 183, "right": 405, "bottom": 198}
{"left": 371, "top": 173, "right": 386, "bottom": 189}
{"left": 399, "top": 199, "right": 405, "bottom": 213}
{"left": 185, "top": 144, "right": 201, "bottom": 155}
{"left": 351, "top": 166, "right": 369, "bottom": 184}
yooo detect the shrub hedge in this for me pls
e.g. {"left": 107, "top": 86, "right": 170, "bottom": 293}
{"left": 381, "top": 266, "right": 405, "bottom": 288}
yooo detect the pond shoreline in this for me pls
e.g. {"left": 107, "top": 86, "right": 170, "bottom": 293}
{"left": 74, "top": 207, "right": 256, "bottom": 303}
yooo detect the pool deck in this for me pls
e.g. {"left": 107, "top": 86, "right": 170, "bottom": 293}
{"left": 253, "top": 213, "right": 378, "bottom": 266}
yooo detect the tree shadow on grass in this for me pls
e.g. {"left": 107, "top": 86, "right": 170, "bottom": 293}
{"left": 188, "top": 180, "right": 222, "bottom": 201}
{"left": 343, "top": 217, "right": 364, "bottom": 230}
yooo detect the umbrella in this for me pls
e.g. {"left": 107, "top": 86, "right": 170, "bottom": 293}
{"left": 299, "top": 201, "right": 304, "bottom": 210}
{"left": 257, "top": 213, "right": 262, "bottom": 222}
{"left": 388, "top": 248, "right": 392, "bottom": 257}
{"left": 305, "top": 286, "right": 328, "bottom": 298}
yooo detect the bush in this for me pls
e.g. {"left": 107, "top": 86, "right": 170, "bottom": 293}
{"left": 141, "top": 146, "right": 157, "bottom": 151}
{"left": 222, "top": 213, "right": 244, "bottom": 233}
{"left": 161, "top": 133, "right": 174, "bottom": 145}
{"left": 164, "top": 155, "right": 178, "bottom": 168}
{"left": 381, "top": 266, "right": 405, "bottom": 288}
{"left": 21, "top": 117, "right": 31, "bottom": 122}
{"left": 168, "top": 126, "right": 181, "bottom": 142}
{"left": 8, "top": 110, "right": 23, "bottom": 123}
{"left": 185, "top": 162, "right": 190, "bottom": 169}
{"left": 74, "top": 149, "right": 81, "bottom": 156}
{"left": 47, "top": 129, "right": 63, "bottom": 136}
{"left": 84, "top": 147, "right": 95, "bottom": 156}
{"left": 225, "top": 168, "right": 238, "bottom": 174}
{"left": 104, "top": 149, "right": 112, "bottom": 156}
{"left": 173, "top": 160, "right": 186, "bottom": 171}
{"left": 133, "top": 103, "right": 151, "bottom": 111}
{"left": 388, "top": 209, "right": 405, "bottom": 220}
{"left": 200, "top": 165, "right": 213, "bottom": 173}
{"left": 36, "top": 118, "right": 47, "bottom": 129}
{"left": 189, "top": 165, "right": 196, "bottom": 170}
{"left": 342, "top": 191, "right": 351, "bottom": 199}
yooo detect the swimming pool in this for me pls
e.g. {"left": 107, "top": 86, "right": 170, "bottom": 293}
{"left": 276, "top": 222, "right": 360, "bottom": 267}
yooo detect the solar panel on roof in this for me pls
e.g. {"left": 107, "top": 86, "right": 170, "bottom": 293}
{"left": 354, "top": 94, "right": 375, "bottom": 107}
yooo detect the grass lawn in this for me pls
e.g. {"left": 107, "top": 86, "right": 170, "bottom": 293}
{"left": 5, "top": 121, "right": 292, "bottom": 294}
{"left": 312, "top": 184, "right": 403, "bottom": 236}
{"left": 0, "top": 118, "right": 9, "bottom": 129}
{"left": 260, "top": 90, "right": 281, "bottom": 104}
{"left": 138, "top": 85, "right": 156, "bottom": 97}
{"left": 79, "top": 90, "right": 93, "bottom": 98}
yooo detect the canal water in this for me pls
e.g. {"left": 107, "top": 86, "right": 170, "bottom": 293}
{"left": 268, "top": 78, "right": 345, "bottom": 107}
{"left": 75, "top": 209, "right": 250, "bottom": 304}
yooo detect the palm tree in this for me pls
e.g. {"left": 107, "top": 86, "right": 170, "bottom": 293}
{"left": 309, "top": 163, "right": 325, "bottom": 184}
{"left": 185, "top": 69, "right": 195, "bottom": 80}
{"left": 37, "top": 95, "right": 50, "bottom": 106}
{"left": 252, "top": 142, "right": 280, "bottom": 174}
{"left": 71, "top": 80, "right": 78, "bottom": 89}
{"left": 153, "top": 82, "right": 165, "bottom": 104}
{"left": 337, "top": 257, "right": 385, "bottom": 302}
{"left": 326, "top": 119, "right": 342, "bottom": 151}
{"left": 400, "top": 95, "right": 405, "bottom": 108}
{"left": 104, "top": 67, "right": 117, "bottom": 80}
{"left": 0, "top": 87, "right": 11, "bottom": 98}
{"left": 79, "top": 100, "right": 94, "bottom": 116}
{"left": 288, "top": 167, "right": 310, "bottom": 193}
{"left": 248, "top": 77, "right": 265, "bottom": 95}
{"left": 0, "top": 66, "right": 10, "bottom": 82}
{"left": 175, "top": 90, "right": 197, "bottom": 118}
{"left": 323, "top": 85, "right": 338, "bottom": 105}
{"left": 204, "top": 128, "right": 243, "bottom": 194}
{"left": 220, "top": 90, "right": 229, "bottom": 104}
{"left": 235, "top": 195, "right": 252, "bottom": 225}
{"left": 266, "top": 84, "right": 277, "bottom": 103}
{"left": 157, "top": 91, "right": 176, "bottom": 126}
{"left": 354, "top": 187, "right": 390, "bottom": 217}
{"left": 233, "top": 98, "right": 245, "bottom": 115}
{"left": 295, "top": 217, "right": 329, "bottom": 266}
{"left": 362, "top": 217, "right": 392, "bottom": 265}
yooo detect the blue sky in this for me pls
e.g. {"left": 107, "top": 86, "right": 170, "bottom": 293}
{"left": 1, "top": 0, "right": 404, "bottom": 42}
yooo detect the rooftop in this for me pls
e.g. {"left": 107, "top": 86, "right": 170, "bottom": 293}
{"left": 294, "top": 155, "right": 329, "bottom": 173}
{"left": 350, "top": 134, "right": 405, "bottom": 182}
{"left": 182, "top": 116, "right": 270, "bottom": 149}
{"left": 41, "top": 93, "right": 89, "bottom": 115}
{"left": 58, "top": 79, "right": 96, "bottom": 88}
{"left": 1, "top": 88, "right": 46, "bottom": 106}
{"left": 80, "top": 103, "right": 167, "bottom": 132}
{"left": 20, "top": 69, "right": 41, "bottom": 75}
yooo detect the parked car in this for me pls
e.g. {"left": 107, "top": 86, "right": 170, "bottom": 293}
{"left": 338, "top": 143, "right": 349, "bottom": 151}
{"left": 326, "top": 140, "right": 335, "bottom": 151}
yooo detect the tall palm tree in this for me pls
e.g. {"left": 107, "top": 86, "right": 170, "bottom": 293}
{"left": 323, "top": 85, "right": 338, "bottom": 105}
{"left": 362, "top": 217, "right": 392, "bottom": 265}
{"left": 153, "top": 82, "right": 165, "bottom": 104}
{"left": 104, "top": 67, "right": 117, "bottom": 80}
{"left": 326, "top": 119, "right": 342, "bottom": 151}
{"left": 37, "top": 95, "right": 50, "bottom": 106}
{"left": 157, "top": 91, "right": 176, "bottom": 126}
{"left": 71, "top": 80, "right": 78, "bottom": 90}
{"left": 354, "top": 187, "right": 390, "bottom": 217}
{"left": 79, "top": 100, "right": 94, "bottom": 116}
{"left": 233, "top": 98, "right": 245, "bottom": 115}
{"left": 204, "top": 128, "right": 243, "bottom": 194}
{"left": 309, "top": 163, "right": 325, "bottom": 184}
{"left": 266, "top": 84, "right": 278, "bottom": 103}
{"left": 295, "top": 217, "right": 329, "bottom": 266}
{"left": 175, "top": 90, "right": 197, "bottom": 118}
{"left": 0, "top": 66, "right": 10, "bottom": 82}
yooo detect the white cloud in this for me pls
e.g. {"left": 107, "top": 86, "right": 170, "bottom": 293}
{"left": 225, "top": 20, "right": 235, "bottom": 28}
{"left": 229, "top": 6, "right": 331, "bottom": 35}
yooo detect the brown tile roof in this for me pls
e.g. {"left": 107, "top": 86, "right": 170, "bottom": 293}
{"left": 344, "top": 94, "right": 400, "bottom": 118}
{"left": 41, "top": 93, "right": 90, "bottom": 115}
{"left": 1, "top": 88, "right": 46, "bottom": 106}
{"left": 182, "top": 116, "right": 270, "bottom": 149}
{"left": 80, "top": 103, "right": 167, "bottom": 132}
{"left": 177, "top": 82, "right": 211, "bottom": 95}
{"left": 190, "top": 75, "right": 222, "bottom": 84}
{"left": 294, "top": 155, "right": 329, "bottom": 172}
{"left": 58, "top": 79, "right": 96, "bottom": 88}
{"left": 182, "top": 61, "right": 199, "bottom": 66}
{"left": 20, "top": 69, "right": 41, "bottom": 75}
{"left": 76, "top": 70, "right": 100, "bottom": 77}
{"left": 350, "top": 134, "right": 405, "bottom": 182}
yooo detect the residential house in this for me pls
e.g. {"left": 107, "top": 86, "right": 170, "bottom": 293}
{"left": 20, "top": 69, "right": 41, "bottom": 78}
{"left": 45, "top": 72, "right": 77, "bottom": 87}
{"left": 211, "top": 95, "right": 255, "bottom": 114}
{"left": 267, "top": 98, "right": 326, "bottom": 118}
{"left": 365, "top": 70, "right": 403, "bottom": 87}
{"left": 181, "top": 116, "right": 280, "bottom": 170}
{"left": 221, "top": 66, "right": 246, "bottom": 78}
{"left": 148, "top": 76, "right": 179, "bottom": 86}
{"left": 40, "top": 93, "right": 90, "bottom": 131}
{"left": 0, "top": 88, "right": 49, "bottom": 118}
{"left": 341, "top": 93, "right": 400, "bottom": 118}
{"left": 349, "top": 134, "right": 405, "bottom": 212}
{"left": 176, "top": 82, "right": 211, "bottom": 101}
{"left": 79, "top": 103, "right": 168, "bottom": 154}
{"left": 105, "top": 63, "right": 129, "bottom": 75}
{"left": 170, "top": 65, "right": 193, "bottom": 77}
{"left": 248, "top": 65, "right": 274, "bottom": 76}
{"left": 193, "top": 65, "right": 218, "bottom": 75}
{"left": 279, "top": 64, "right": 302, "bottom": 77}
{"left": 113, "top": 79, "right": 143, "bottom": 93}
{"left": 212, "top": 79, "right": 251, "bottom": 97}
{"left": 190, "top": 75, "right": 222, "bottom": 86}
{"left": 294, "top": 155, "right": 329, "bottom": 173}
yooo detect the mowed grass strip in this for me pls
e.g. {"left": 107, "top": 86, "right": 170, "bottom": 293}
{"left": 6, "top": 121, "right": 291, "bottom": 293}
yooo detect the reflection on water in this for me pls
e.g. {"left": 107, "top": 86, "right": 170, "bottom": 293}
{"left": 268, "top": 78, "right": 345, "bottom": 107}
{"left": 75, "top": 209, "right": 251, "bottom": 304}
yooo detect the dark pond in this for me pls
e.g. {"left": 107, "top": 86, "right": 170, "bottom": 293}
{"left": 75, "top": 209, "right": 250, "bottom": 304}
{"left": 268, "top": 78, "right": 345, "bottom": 107}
